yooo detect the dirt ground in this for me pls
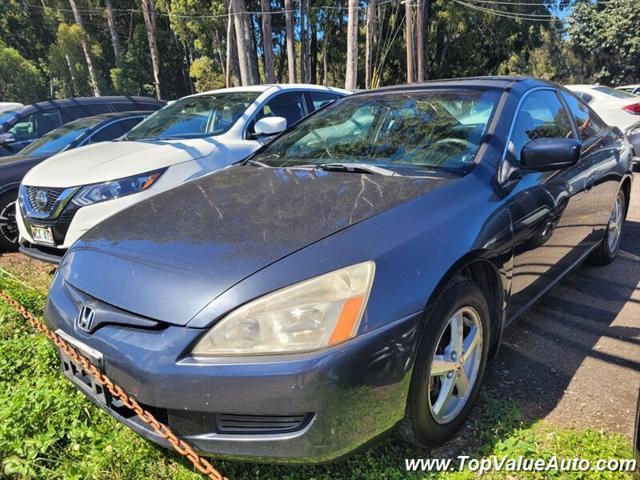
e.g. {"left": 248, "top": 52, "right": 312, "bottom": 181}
{"left": 1, "top": 175, "right": 638, "bottom": 441}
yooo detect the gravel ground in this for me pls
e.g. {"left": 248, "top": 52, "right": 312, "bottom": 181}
{"left": 1, "top": 174, "right": 638, "bottom": 443}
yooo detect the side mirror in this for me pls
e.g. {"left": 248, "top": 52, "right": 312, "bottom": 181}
{"left": 0, "top": 132, "right": 16, "bottom": 145}
{"left": 521, "top": 138, "right": 581, "bottom": 172}
{"left": 253, "top": 116, "right": 287, "bottom": 137}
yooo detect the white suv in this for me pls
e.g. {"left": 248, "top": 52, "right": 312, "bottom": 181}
{"left": 16, "top": 84, "right": 349, "bottom": 262}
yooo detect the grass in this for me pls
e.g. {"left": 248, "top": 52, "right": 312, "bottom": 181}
{"left": 0, "top": 269, "right": 635, "bottom": 480}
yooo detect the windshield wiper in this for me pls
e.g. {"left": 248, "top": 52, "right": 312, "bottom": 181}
{"left": 316, "top": 162, "right": 400, "bottom": 176}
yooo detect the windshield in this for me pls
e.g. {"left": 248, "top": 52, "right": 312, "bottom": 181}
{"left": 20, "top": 117, "right": 97, "bottom": 155}
{"left": 126, "top": 92, "right": 260, "bottom": 141}
{"left": 0, "top": 111, "right": 19, "bottom": 130}
{"left": 253, "top": 89, "right": 502, "bottom": 174}
{"left": 594, "top": 86, "right": 639, "bottom": 100}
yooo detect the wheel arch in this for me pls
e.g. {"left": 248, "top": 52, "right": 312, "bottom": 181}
{"left": 420, "top": 250, "right": 508, "bottom": 360}
{"left": 0, "top": 182, "right": 20, "bottom": 196}
{"left": 621, "top": 175, "right": 632, "bottom": 219}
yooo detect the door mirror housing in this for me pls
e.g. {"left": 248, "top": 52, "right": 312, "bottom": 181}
{"left": 0, "top": 132, "right": 16, "bottom": 145}
{"left": 253, "top": 116, "right": 287, "bottom": 137}
{"left": 520, "top": 138, "right": 581, "bottom": 172}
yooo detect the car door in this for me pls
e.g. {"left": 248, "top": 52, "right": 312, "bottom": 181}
{"left": 560, "top": 91, "right": 622, "bottom": 242}
{"left": 505, "top": 88, "right": 598, "bottom": 319}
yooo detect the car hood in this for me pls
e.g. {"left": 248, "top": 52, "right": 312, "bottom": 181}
{"left": 60, "top": 165, "right": 454, "bottom": 326}
{"left": 22, "top": 138, "right": 217, "bottom": 188}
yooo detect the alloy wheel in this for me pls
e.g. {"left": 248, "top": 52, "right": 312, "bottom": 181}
{"left": 607, "top": 194, "right": 623, "bottom": 254}
{"left": 0, "top": 200, "right": 18, "bottom": 246}
{"left": 428, "top": 306, "right": 483, "bottom": 425}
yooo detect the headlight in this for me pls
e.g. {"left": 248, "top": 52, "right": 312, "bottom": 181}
{"left": 71, "top": 169, "right": 165, "bottom": 207}
{"left": 192, "top": 261, "right": 376, "bottom": 355}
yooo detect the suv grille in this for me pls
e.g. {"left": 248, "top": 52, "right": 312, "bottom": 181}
{"left": 26, "top": 186, "right": 66, "bottom": 214}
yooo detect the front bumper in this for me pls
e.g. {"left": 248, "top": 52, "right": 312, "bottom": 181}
{"left": 46, "top": 275, "right": 421, "bottom": 463}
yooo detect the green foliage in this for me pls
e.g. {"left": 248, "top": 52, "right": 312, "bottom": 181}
{"left": 189, "top": 56, "right": 225, "bottom": 92}
{"left": 0, "top": 274, "right": 635, "bottom": 479}
{"left": 0, "top": 47, "right": 47, "bottom": 103}
{"left": 567, "top": 0, "right": 640, "bottom": 84}
{"left": 48, "top": 23, "right": 104, "bottom": 98}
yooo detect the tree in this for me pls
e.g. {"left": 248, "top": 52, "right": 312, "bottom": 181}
{"left": 232, "top": 0, "right": 259, "bottom": 85}
{"left": 104, "top": 0, "right": 122, "bottom": 62}
{"left": 344, "top": 0, "right": 358, "bottom": 89}
{"left": 405, "top": 0, "right": 414, "bottom": 83}
{"left": 0, "top": 46, "right": 46, "bottom": 103}
{"left": 284, "top": 0, "right": 296, "bottom": 83}
{"left": 567, "top": 0, "right": 639, "bottom": 84}
{"left": 260, "top": 0, "right": 276, "bottom": 83}
{"left": 416, "top": 0, "right": 427, "bottom": 82}
{"left": 140, "top": 0, "right": 163, "bottom": 98}
{"left": 189, "top": 55, "right": 225, "bottom": 91}
{"left": 68, "top": 0, "right": 102, "bottom": 96}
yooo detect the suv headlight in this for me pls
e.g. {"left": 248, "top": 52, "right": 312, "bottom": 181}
{"left": 71, "top": 169, "right": 165, "bottom": 207}
{"left": 192, "top": 261, "right": 376, "bottom": 355}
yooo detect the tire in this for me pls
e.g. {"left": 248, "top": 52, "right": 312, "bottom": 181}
{"left": 587, "top": 189, "right": 626, "bottom": 266}
{"left": 0, "top": 191, "right": 19, "bottom": 252}
{"left": 398, "top": 276, "right": 491, "bottom": 447}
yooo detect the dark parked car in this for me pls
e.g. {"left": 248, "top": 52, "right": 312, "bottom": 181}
{"left": 45, "top": 77, "right": 633, "bottom": 462}
{"left": 0, "top": 96, "right": 163, "bottom": 157}
{"left": 0, "top": 112, "right": 149, "bottom": 251}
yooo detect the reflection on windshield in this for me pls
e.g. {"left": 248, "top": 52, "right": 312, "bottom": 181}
{"left": 252, "top": 89, "right": 501, "bottom": 175}
{"left": 126, "top": 92, "right": 260, "bottom": 141}
{"left": 20, "top": 121, "right": 93, "bottom": 155}
{"left": 0, "top": 112, "right": 19, "bottom": 128}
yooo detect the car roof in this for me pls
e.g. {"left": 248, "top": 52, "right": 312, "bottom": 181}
{"left": 13, "top": 96, "right": 164, "bottom": 116}
{"left": 187, "top": 84, "right": 351, "bottom": 99}
{"left": 350, "top": 76, "right": 554, "bottom": 96}
{"left": 65, "top": 110, "right": 151, "bottom": 127}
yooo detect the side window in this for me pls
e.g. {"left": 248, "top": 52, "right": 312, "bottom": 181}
{"left": 508, "top": 90, "right": 575, "bottom": 162}
{"left": 9, "top": 110, "right": 62, "bottom": 140}
{"left": 561, "top": 91, "right": 607, "bottom": 142}
{"left": 86, "top": 118, "right": 144, "bottom": 144}
{"left": 248, "top": 92, "right": 306, "bottom": 135}
{"left": 308, "top": 92, "right": 342, "bottom": 111}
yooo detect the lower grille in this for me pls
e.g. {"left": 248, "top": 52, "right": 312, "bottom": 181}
{"left": 215, "top": 413, "right": 311, "bottom": 434}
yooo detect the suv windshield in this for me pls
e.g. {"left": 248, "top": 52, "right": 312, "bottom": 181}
{"left": 126, "top": 92, "right": 260, "bottom": 141}
{"left": 20, "top": 117, "right": 98, "bottom": 156}
{"left": 252, "top": 89, "right": 501, "bottom": 175}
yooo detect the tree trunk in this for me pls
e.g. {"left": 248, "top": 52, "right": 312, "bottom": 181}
{"left": 365, "top": 0, "right": 376, "bottom": 89}
{"left": 310, "top": 10, "right": 318, "bottom": 83}
{"left": 344, "top": 0, "right": 358, "bottom": 90}
{"left": 416, "top": 0, "right": 426, "bottom": 82}
{"left": 105, "top": 0, "right": 122, "bottom": 62}
{"left": 140, "top": 0, "right": 162, "bottom": 99}
{"left": 284, "top": 0, "right": 296, "bottom": 83}
{"left": 260, "top": 0, "right": 276, "bottom": 83}
{"left": 233, "top": 0, "right": 259, "bottom": 85}
{"left": 225, "top": 4, "right": 238, "bottom": 87}
{"left": 68, "top": 0, "right": 101, "bottom": 96}
{"left": 322, "top": 20, "right": 329, "bottom": 85}
{"left": 300, "top": 0, "right": 308, "bottom": 82}
{"left": 405, "top": 0, "right": 414, "bottom": 83}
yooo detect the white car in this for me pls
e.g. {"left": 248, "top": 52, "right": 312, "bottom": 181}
{"left": 617, "top": 85, "right": 640, "bottom": 95}
{"left": 565, "top": 84, "right": 640, "bottom": 130}
{"left": 16, "top": 84, "right": 349, "bottom": 263}
{"left": 0, "top": 102, "right": 24, "bottom": 115}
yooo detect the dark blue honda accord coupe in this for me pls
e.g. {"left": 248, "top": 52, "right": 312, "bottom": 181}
{"left": 47, "top": 77, "right": 634, "bottom": 462}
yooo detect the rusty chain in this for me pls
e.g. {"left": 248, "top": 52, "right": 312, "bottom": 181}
{"left": 0, "top": 290, "right": 228, "bottom": 480}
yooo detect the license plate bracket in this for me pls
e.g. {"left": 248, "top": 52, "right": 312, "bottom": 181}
{"left": 30, "top": 225, "right": 54, "bottom": 245}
